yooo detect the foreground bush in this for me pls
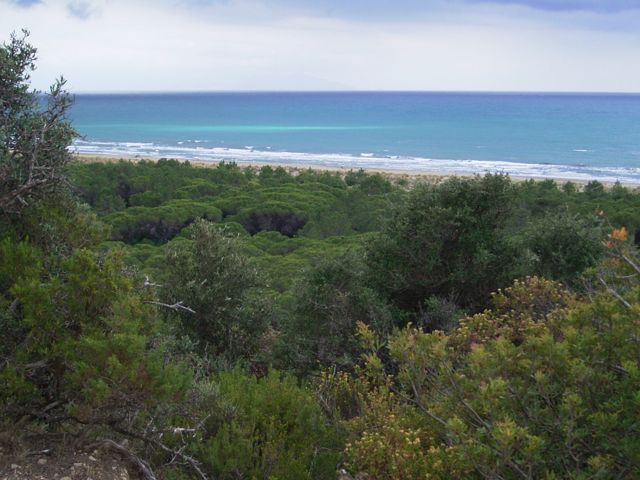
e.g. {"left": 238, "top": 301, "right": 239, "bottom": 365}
{"left": 0, "top": 240, "right": 190, "bottom": 426}
{"left": 341, "top": 268, "right": 640, "bottom": 479}
{"left": 193, "top": 370, "right": 340, "bottom": 480}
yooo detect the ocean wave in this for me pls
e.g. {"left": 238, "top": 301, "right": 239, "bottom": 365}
{"left": 69, "top": 141, "right": 640, "bottom": 184}
{"left": 75, "top": 140, "right": 155, "bottom": 148}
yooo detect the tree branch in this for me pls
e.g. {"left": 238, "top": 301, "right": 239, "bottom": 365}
{"left": 111, "top": 425, "right": 210, "bottom": 480}
{"left": 143, "top": 300, "right": 196, "bottom": 314}
{"left": 98, "top": 439, "right": 158, "bottom": 480}
{"left": 598, "top": 276, "right": 631, "bottom": 309}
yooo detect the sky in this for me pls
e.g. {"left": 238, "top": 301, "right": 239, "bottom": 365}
{"left": 2, "top": 0, "right": 640, "bottom": 92}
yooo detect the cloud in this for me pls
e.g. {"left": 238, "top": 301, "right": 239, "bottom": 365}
{"left": 1, "top": 0, "right": 639, "bottom": 92}
{"left": 66, "top": 0, "right": 96, "bottom": 19}
{"left": 6, "top": 0, "right": 42, "bottom": 8}
{"left": 178, "top": 0, "right": 640, "bottom": 19}
{"left": 469, "top": 0, "right": 640, "bottom": 13}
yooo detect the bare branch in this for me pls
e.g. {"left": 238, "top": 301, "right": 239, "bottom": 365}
{"left": 144, "top": 300, "right": 196, "bottom": 314}
{"left": 98, "top": 439, "right": 158, "bottom": 480}
{"left": 598, "top": 276, "right": 631, "bottom": 309}
{"left": 143, "top": 275, "right": 162, "bottom": 288}
{"left": 25, "top": 448, "right": 53, "bottom": 457}
{"left": 620, "top": 253, "right": 640, "bottom": 275}
{"left": 171, "top": 427, "right": 197, "bottom": 435}
{"left": 111, "top": 426, "right": 210, "bottom": 480}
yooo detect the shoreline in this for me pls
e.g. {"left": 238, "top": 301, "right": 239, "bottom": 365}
{"left": 72, "top": 153, "right": 640, "bottom": 188}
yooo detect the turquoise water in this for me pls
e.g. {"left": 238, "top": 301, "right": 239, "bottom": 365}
{"left": 70, "top": 92, "right": 640, "bottom": 183}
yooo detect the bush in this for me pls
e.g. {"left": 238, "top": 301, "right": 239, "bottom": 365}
{"left": 161, "top": 219, "right": 269, "bottom": 363}
{"left": 344, "top": 266, "right": 640, "bottom": 479}
{"left": 366, "top": 174, "right": 525, "bottom": 314}
{"left": 282, "top": 252, "right": 396, "bottom": 374}
{"left": 0, "top": 244, "right": 190, "bottom": 425}
{"left": 195, "top": 370, "right": 340, "bottom": 480}
{"left": 518, "top": 210, "right": 604, "bottom": 286}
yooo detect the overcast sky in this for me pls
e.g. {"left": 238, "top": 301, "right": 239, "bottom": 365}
{"left": 2, "top": 0, "right": 640, "bottom": 92}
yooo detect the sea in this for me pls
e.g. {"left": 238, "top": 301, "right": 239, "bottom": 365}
{"left": 69, "top": 92, "right": 640, "bottom": 184}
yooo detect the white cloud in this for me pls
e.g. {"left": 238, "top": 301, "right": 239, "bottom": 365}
{"left": 1, "top": 0, "right": 639, "bottom": 92}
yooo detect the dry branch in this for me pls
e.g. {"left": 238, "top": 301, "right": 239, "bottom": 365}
{"left": 112, "top": 425, "right": 210, "bottom": 480}
{"left": 598, "top": 276, "right": 632, "bottom": 309}
{"left": 99, "top": 439, "right": 158, "bottom": 480}
{"left": 144, "top": 300, "right": 196, "bottom": 314}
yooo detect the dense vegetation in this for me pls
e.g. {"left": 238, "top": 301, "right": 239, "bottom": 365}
{"left": 2, "top": 32, "right": 640, "bottom": 479}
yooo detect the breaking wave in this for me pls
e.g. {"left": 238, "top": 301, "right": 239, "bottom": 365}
{"left": 70, "top": 140, "right": 640, "bottom": 185}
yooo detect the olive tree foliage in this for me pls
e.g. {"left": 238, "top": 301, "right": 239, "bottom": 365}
{"left": 161, "top": 219, "right": 270, "bottom": 364}
{"left": 0, "top": 30, "right": 76, "bottom": 215}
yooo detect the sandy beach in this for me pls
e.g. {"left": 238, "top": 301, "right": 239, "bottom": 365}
{"left": 73, "top": 153, "right": 639, "bottom": 189}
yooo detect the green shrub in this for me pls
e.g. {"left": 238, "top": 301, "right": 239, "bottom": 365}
{"left": 282, "top": 252, "right": 396, "bottom": 374}
{"left": 366, "top": 174, "right": 526, "bottom": 314}
{"left": 517, "top": 210, "right": 605, "bottom": 286}
{"left": 0, "top": 245, "right": 190, "bottom": 424}
{"left": 344, "top": 267, "right": 640, "bottom": 479}
{"left": 195, "top": 370, "right": 340, "bottom": 480}
{"left": 160, "top": 219, "right": 269, "bottom": 363}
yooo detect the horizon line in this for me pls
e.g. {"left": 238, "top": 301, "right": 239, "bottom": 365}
{"left": 68, "top": 89, "right": 640, "bottom": 96}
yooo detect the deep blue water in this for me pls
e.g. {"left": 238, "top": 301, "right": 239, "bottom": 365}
{"left": 70, "top": 92, "right": 640, "bottom": 183}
